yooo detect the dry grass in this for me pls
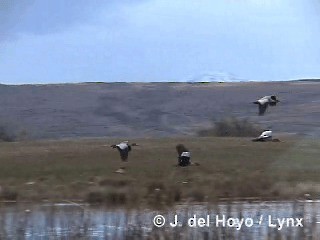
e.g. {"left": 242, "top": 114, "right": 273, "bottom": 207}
{"left": 0, "top": 136, "right": 319, "bottom": 206}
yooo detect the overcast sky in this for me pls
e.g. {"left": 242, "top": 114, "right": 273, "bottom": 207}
{"left": 1, "top": 0, "right": 320, "bottom": 84}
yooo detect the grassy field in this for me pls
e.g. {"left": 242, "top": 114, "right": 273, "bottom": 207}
{"left": 0, "top": 136, "right": 319, "bottom": 207}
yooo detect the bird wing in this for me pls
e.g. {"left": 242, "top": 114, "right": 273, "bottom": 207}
{"left": 258, "top": 97, "right": 269, "bottom": 104}
{"left": 259, "top": 103, "right": 268, "bottom": 115}
{"left": 181, "top": 152, "right": 191, "bottom": 157}
{"left": 259, "top": 130, "right": 272, "bottom": 138}
{"left": 119, "top": 148, "right": 129, "bottom": 161}
{"left": 117, "top": 142, "right": 128, "bottom": 150}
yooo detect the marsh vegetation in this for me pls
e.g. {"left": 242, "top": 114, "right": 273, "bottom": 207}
{"left": 0, "top": 137, "right": 319, "bottom": 206}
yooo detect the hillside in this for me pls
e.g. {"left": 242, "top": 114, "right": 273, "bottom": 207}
{"left": 0, "top": 81, "right": 319, "bottom": 139}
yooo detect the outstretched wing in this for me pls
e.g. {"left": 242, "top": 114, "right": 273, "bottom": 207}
{"left": 118, "top": 148, "right": 129, "bottom": 161}
{"left": 259, "top": 103, "right": 268, "bottom": 115}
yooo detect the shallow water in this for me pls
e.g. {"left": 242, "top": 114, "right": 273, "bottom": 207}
{"left": 0, "top": 201, "right": 320, "bottom": 239}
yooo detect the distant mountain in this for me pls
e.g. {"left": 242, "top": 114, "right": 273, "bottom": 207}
{"left": 188, "top": 71, "right": 245, "bottom": 83}
{"left": 295, "top": 79, "right": 320, "bottom": 82}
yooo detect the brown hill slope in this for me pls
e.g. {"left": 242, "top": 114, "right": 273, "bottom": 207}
{"left": 0, "top": 81, "right": 319, "bottom": 139}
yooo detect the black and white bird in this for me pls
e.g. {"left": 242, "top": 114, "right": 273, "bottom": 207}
{"left": 176, "top": 144, "right": 191, "bottom": 167}
{"left": 253, "top": 95, "right": 280, "bottom": 115}
{"left": 111, "top": 141, "right": 138, "bottom": 161}
{"left": 252, "top": 130, "right": 273, "bottom": 142}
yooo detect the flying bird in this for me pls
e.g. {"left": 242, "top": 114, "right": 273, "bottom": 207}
{"left": 111, "top": 141, "right": 138, "bottom": 161}
{"left": 176, "top": 144, "right": 191, "bottom": 167}
{"left": 252, "top": 130, "right": 273, "bottom": 142}
{"left": 253, "top": 95, "right": 280, "bottom": 115}
{"left": 252, "top": 130, "right": 280, "bottom": 142}
{"left": 175, "top": 144, "right": 200, "bottom": 167}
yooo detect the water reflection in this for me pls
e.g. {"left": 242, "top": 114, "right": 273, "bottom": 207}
{"left": 0, "top": 201, "right": 319, "bottom": 239}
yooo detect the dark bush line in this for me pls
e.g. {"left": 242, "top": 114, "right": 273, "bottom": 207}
{"left": 0, "top": 187, "right": 18, "bottom": 201}
{"left": 198, "top": 117, "right": 261, "bottom": 137}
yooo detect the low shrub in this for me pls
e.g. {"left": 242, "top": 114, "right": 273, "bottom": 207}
{"left": 198, "top": 117, "right": 261, "bottom": 137}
